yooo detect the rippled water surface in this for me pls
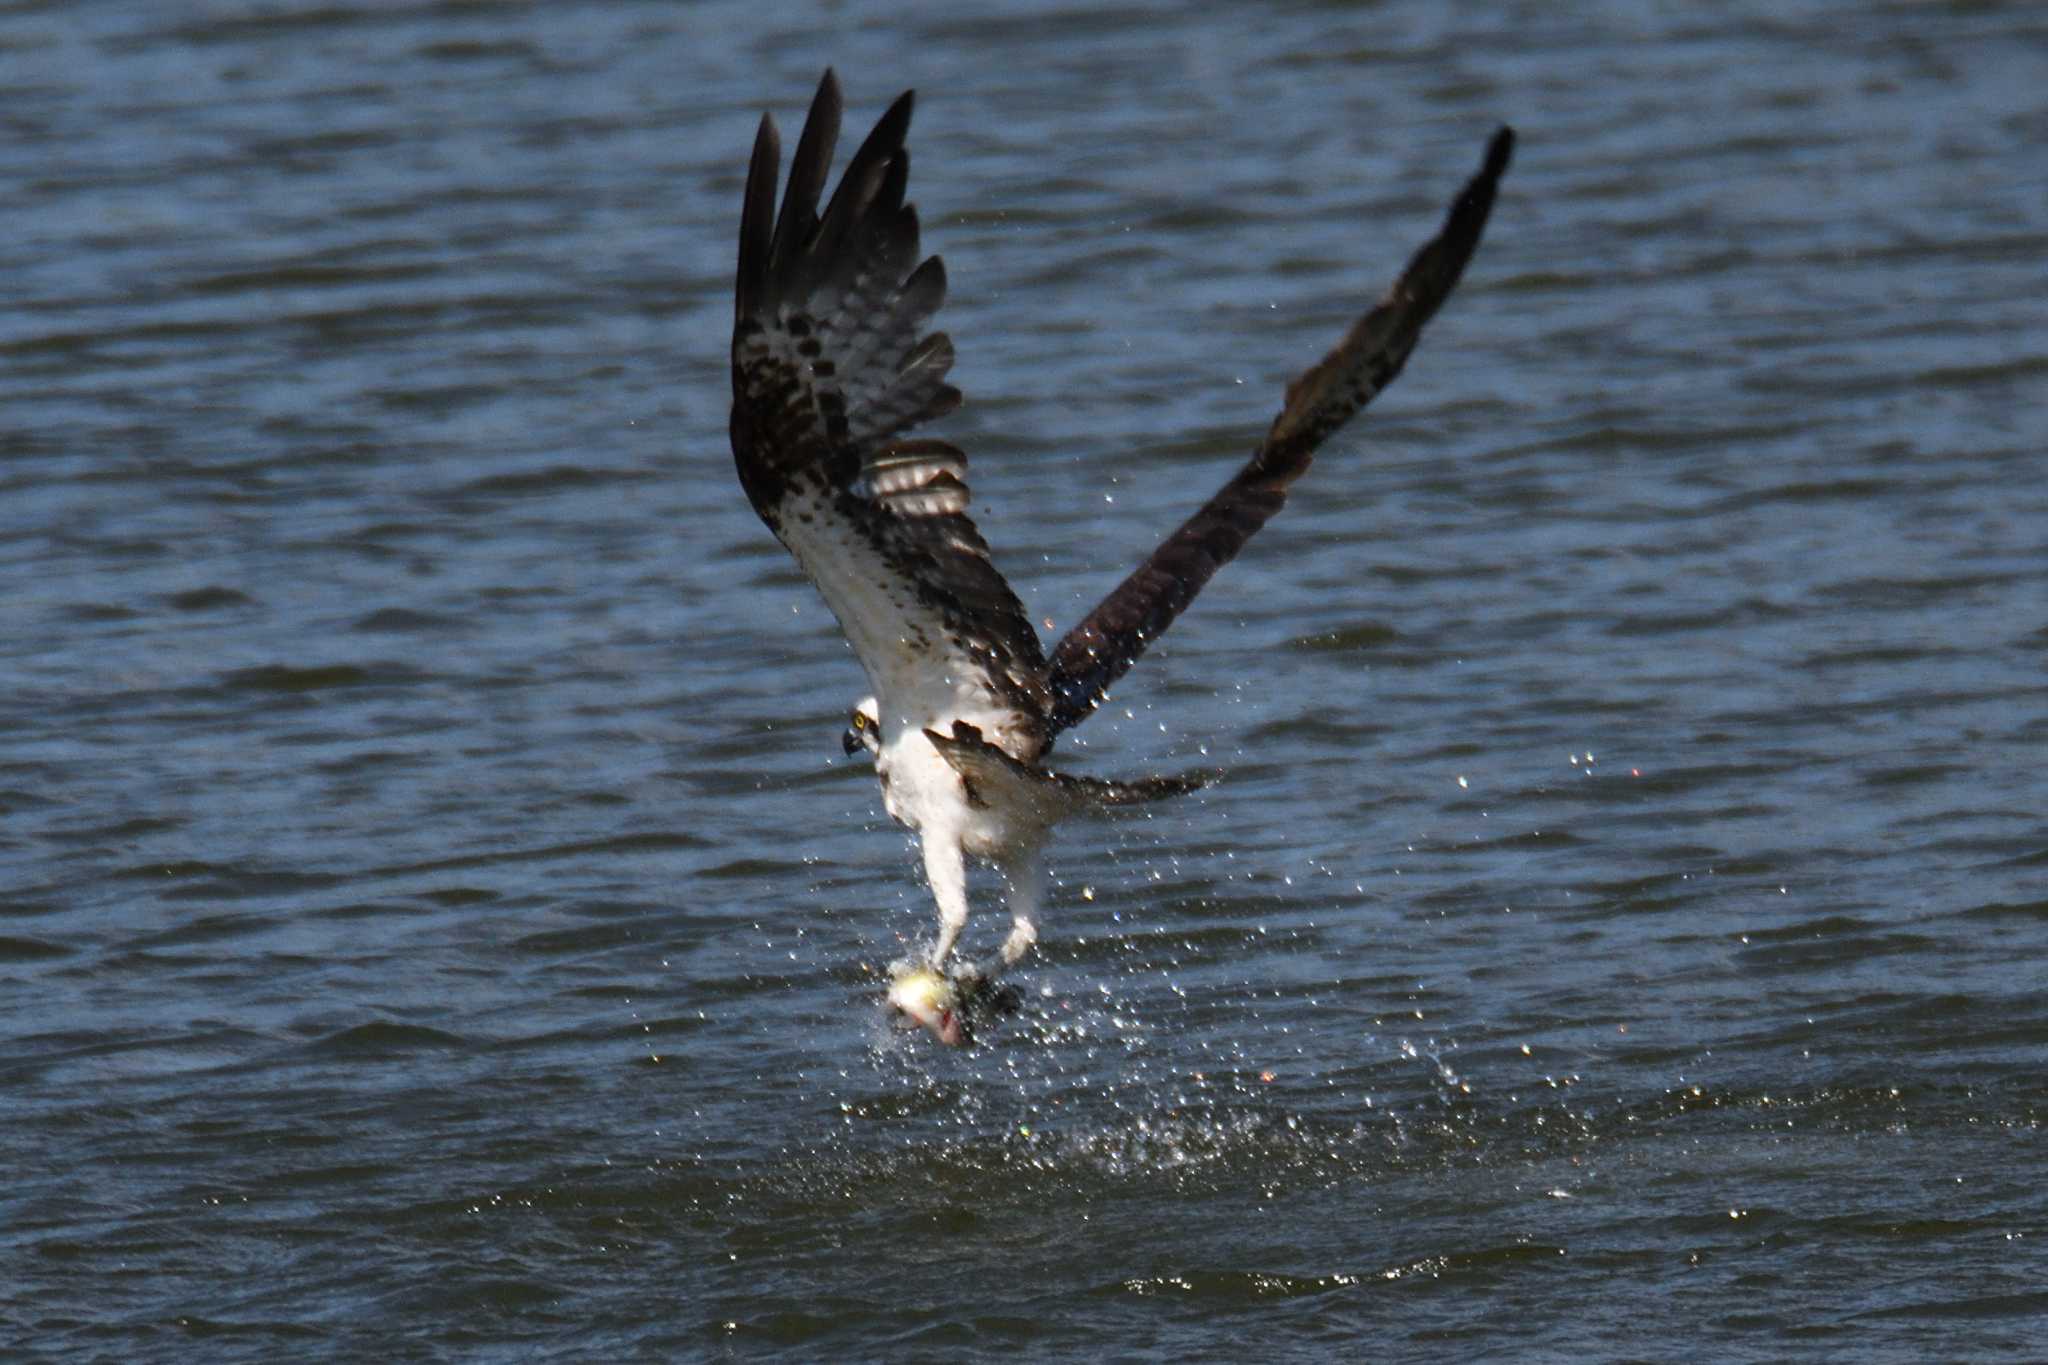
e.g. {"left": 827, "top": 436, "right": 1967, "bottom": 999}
{"left": 4, "top": 1, "right": 2045, "bottom": 1359}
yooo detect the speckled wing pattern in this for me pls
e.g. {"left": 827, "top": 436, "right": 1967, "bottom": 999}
{"left": 730, "top": 71, "right": 1052, "bottom": 753}
{"left": 1041, "top": 128, "right": 1516, "bottom": 737}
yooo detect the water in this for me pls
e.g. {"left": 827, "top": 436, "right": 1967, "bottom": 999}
{"left": 4, "top": 1, "right": 2044, "bottom": 1358}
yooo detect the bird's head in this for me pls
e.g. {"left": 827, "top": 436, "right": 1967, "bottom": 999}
{"left": 842, "top": 696, "right": 881, "bottom": 759}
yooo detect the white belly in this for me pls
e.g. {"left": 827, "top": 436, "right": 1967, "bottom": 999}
{"left": 875, "top": 727, "right": 1039, "bottom": 862}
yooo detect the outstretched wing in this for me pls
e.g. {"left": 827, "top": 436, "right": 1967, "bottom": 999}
{"left": 1042, "top": 127, "right": 1516, "bottom": 736}
{"left": 731, "top": 71, "right": 1051, "bottom": 754}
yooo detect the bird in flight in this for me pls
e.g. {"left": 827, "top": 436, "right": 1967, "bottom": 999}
{"left": 729, "top": 71, "right": 1511, "bottom": 1043}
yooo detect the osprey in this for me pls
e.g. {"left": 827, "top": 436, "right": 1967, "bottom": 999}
{"left": 729, "top": 71, "right": 1511, "bottom": 1040}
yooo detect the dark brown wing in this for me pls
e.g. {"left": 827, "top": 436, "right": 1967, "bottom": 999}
{"left": 730, "top": 71, "right": 1051, "bottom": 753}
{"left": 1042, "top": 127, "right": 1515, "bottom": 737}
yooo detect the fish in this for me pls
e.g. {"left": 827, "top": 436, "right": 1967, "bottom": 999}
{"left": 885, "top": 964, "right": 1022, "bottom": 1047}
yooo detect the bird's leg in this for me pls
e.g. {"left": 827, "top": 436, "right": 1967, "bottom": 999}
{"left": 969, "top": 853, "right": 1041, "bottom": 983}
{"left": 920, "top": 831, "right": 970, "bottom": 971}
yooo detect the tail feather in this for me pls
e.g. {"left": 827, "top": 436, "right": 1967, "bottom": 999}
{"left": 924, "top": 721, "right": 1214, "bottom": 820}
{"left": 1056, "top": 768, "right": 1214, "bottom": 807}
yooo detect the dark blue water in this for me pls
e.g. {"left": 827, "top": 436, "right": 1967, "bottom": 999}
{"left": 4, "top": 1, "right": 2045, "bottom": 1359}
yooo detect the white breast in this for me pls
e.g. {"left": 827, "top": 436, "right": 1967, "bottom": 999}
{"left": 874, "top": 725, "right": 1043, "bottom": 863}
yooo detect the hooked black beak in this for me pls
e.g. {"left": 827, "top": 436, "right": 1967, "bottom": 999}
{"left": 842, "top": 725, "right": 863, "bottom": 757}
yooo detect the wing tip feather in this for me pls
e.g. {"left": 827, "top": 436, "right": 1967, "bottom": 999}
{"left": 735, "top": 113, "right": 782, "bottom": 323}
{"left": 1484, "top": 125, "right": 1516, "bottom": 179}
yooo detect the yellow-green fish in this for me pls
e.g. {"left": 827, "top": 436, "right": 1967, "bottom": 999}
{"left": 886, "top": 965, "right": 968, "bottom": 1046}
